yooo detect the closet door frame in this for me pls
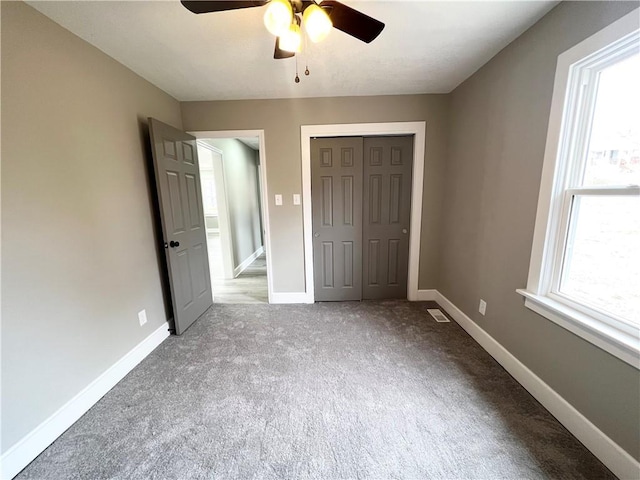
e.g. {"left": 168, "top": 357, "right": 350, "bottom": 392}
{"left": 301, "top": 122, "right": 426, "bottom": 303}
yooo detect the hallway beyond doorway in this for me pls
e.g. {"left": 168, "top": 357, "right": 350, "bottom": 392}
{"left": 207, "top": 233, "right": 267, "bottom": 304}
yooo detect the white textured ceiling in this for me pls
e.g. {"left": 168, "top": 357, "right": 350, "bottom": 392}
{"left": 237, "top": 137, "right": 261, "bottom": 150}
{"left": 27, "top": 1, "right": 558, "bottom": 101}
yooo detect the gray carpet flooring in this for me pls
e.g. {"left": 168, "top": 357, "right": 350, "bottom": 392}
{"left": 17, "top": 301, "right": 614, "bottom": 479}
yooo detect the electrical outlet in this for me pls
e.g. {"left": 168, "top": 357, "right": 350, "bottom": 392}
{"left": 479, "top": 299, "right": 487, "bottom": 316}
{"left": 138, "top": 309, "right": 147, "bottom": 326}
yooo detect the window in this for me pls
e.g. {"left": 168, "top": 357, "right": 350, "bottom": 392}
{"left": 201, "top": 168, "right": 218, "bottom": 216}
{"left": 519, "top": 9, "right": 640, "bottom": 368}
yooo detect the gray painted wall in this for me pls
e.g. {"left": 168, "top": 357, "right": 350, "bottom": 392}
{"left": 181, "top": 95, "right": 450, "bottom": 292}
{"left": 440, "top": 1, "right": 640, "bottom": 459}
{"left": 1, "top": 2, "right": 183, "bottom": 451}
{"left": 207, "top": 138, "right": 263, "bottom": 269}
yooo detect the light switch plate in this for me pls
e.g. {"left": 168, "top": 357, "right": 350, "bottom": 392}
{"left": 293, "top": 194, "right": 301, "bottom": 205}
{"left": 275, "top": 194, "right": 283, "bottom": 206}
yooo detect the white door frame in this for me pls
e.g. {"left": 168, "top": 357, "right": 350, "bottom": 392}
{"left": 189, "top": 130, "right": 273, "bottom": 304}
{"left": 195, "top": 142, "right": 235, "bottom": 280}
{"left": 301, "top": 122, "right": 426, "bottom": 302}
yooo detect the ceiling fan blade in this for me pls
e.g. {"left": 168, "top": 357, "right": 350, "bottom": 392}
{"left": 274, "top": 37, "right": 295, "bottom": 59}
{"left": 181, "top": 1, "right": 268, "bottom": 14}
{"left": 320, "top": 0, "right": 384, "bottom": 43}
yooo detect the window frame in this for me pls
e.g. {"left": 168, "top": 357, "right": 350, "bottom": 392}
{"left": 518, "top": 9, "right": 640, "bottom": 369}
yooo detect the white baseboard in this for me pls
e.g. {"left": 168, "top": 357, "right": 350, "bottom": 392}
{"left": 434, "top": 291, "right": 640, "bottom": 480}
{"left": 412, "top": 289, "right": 438, "bottom": 301}
{"left": 270, "top": 292, "right": 314, "bottom": 304}
{"left": 0, "top": 322, "right": 170, "bottom": 480}
{"left": 273, "top": 287, "right": 438, "bottom": 304}
{"left": 233, "top": 246, "right": 264, "bottom": 278}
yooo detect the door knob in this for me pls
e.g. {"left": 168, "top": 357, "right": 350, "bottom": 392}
{"left": 314, "top": 233, "right": 320, "bottom": 238}
{"left": 169, "top": 240, "right": 180, "bottom": 248}
{"left": 402, "top": 229, "right": 408, "bottom": 234}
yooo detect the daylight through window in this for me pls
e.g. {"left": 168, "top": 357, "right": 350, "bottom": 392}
{"left": 556, "top": 52, "right": 640, "bottom": 326}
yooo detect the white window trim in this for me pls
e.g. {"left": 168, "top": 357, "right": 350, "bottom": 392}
{"left": 518, "top": 8, "right": 640, "bottom": 369}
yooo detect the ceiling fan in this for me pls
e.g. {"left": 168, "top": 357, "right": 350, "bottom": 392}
{"left": 180, "top": 1, "right": 385, "bottom": 62}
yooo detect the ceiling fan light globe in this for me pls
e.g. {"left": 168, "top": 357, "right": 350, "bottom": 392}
{"left": 280, "top": 22, "right": 302, "bottom": 53}
{"left": 303, "top": 4, "right": 332, "bottom": 43}
{"left": 264, "top": 0, "right": 293, "bottom": 37}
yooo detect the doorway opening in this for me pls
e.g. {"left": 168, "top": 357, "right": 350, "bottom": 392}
{"left": 195, "top": 134, "right": 270, "bottom": 304}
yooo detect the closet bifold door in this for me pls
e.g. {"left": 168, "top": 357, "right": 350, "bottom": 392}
{"left": 362, "top": 136, "right": 414, "bottom": 299}
{"left": 311, "top": 137, "right": 364, "bottom": 301}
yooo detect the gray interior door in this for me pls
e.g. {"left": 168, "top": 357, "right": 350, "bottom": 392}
{"left": 362, "top": 136, "right": 413, "bottom": 299}
{"left": 149, "top": 118, "right": 213, "bottom": 334}
{"left": 311, "top": 137, "right": 363, "bottom": 301}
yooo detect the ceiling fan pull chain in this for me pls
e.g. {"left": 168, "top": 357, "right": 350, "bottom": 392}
{"left": 295, "top": 55, "right": 300, "bottom": 83}
{"left": 303, "top": 21, "right": 310, "bottom": 76}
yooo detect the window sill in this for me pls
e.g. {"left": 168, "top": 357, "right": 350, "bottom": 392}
{"left": 516, "top": 289, "right": 639, "bottom": 369}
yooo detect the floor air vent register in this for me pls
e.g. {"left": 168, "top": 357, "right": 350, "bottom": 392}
{"left": 427, "top": 308, "right": 450, "bottom": 323}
